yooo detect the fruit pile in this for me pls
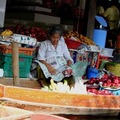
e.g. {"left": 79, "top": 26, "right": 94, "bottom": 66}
{"left": 64, "top": 31, "right": 95, "bottom": 45}
{"left": 84, "top": 74, "right": 120, "bottom": 95}
{"left": 85, "top": 74, "right": 120, "bottom": 89}
{"left": 100, "top": 74, "right": 120, "bottom": 89}
{"left": 87, "top": 88, "right": 113, "bottom": 95}
{"left": 2, "top": 24, "right": 47, "bottom": 42}
{"left": 0, "top": 29, "right": 13, "bottom": 36}
{"left": 80, "top": 34, "right": 95, "bottom": 45}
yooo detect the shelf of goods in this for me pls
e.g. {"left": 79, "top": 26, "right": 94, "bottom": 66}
{"left": 0, "top": 34, "right": 36, "bottom": 78}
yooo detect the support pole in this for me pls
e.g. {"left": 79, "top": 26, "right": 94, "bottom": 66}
{"left": 12, "top": 42, "right": 19, "bottom": 86}
{"left": 0, "top": 0, "right": 7, "bottom": 27}
{"left": 86, "top": 0, "right": 96, "bottom": 39}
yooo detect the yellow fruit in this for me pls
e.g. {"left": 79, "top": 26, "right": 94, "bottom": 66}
{"left": 1, "top": 29, "right": 13, "bottom": 36}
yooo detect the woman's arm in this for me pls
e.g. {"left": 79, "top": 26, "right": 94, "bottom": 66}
{"left": 40, "top": 60, "right": 56, "bottom": 75}
{"left": 37, "top": 41, "right": 56, "bottom": 75}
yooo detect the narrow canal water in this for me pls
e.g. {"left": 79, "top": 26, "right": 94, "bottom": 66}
{"left": 57, "top": 114, "right": 120, "bottom": 120}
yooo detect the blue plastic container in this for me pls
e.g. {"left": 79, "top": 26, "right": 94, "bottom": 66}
{"left": 93, "top": 15, "right": 108, "bottom": 48}
{"left": 93, "top": 29, "right": 107, "bottom": 48}
{"left": 100, "top": 87, "right": 120, "bottom": 96}
{"left": 87, "top": 67, "right": 98, "bottom": 79}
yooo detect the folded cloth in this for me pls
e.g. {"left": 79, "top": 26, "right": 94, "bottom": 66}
{"left": 34, "top": 60, "right": 73, "bottom": 82}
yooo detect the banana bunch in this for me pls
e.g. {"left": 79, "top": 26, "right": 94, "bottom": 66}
{"left": 41, "top": 79, "right": 70, "bottom": 93}
{"left": 0, "top": 29, "right": 13, "bottom": 36}
{"left": 41, "top": 78, "right": 87, "bottom": 94}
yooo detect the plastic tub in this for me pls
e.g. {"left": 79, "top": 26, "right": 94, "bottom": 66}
{"left": 93, "top": 29, "right": 107, "bottom": 48}
{"left": 100, "top": 48, "right": 114, "bottom": 57}
{"left": 100, "top": 87, "right": 120, "bottom": 96}
{"left": 87, "top": 67, "right": 99, "bottom": 79}
{"left": 0, "top": 53, "right": 33, "bottom": 78}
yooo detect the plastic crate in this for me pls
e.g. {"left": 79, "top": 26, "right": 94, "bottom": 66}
{"left": 65, "top": 38, "right": 81, "bottom": 49}
{"left": 0, "top": 53, "right": 33, "bottom": 78}
{"left": 0, "top": 45, "right": 35, "bottom": 55}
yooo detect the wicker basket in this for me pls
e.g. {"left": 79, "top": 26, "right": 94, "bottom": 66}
{"left": 106, "top": 62, "right": 120, "bottom": 76}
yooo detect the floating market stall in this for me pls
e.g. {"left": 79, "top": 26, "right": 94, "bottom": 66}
{"left": 0, "top": 26, "right": 120, "bottom": 119}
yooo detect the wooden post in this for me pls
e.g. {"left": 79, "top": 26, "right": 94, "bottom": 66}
{"left": 12, "top": 42, "right": 19, "bottom": 86}
{"left": 86, "top": 0, "right": 96, "bottom": 39}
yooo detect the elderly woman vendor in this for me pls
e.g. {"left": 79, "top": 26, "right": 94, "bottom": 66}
{"left": 37, "top": 25, "right": 74, "bottom": 86}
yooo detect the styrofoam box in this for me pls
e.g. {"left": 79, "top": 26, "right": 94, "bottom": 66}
{"left": 100, "top": 48, "right": 114, "bottom": 57}
{"left": 13, "top": 34, "right": 37, "bottom": 46}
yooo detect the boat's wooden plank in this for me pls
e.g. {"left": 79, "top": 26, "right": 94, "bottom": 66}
{"left": 0, "top": 78, "right": 40, "bottom": 89}
{"left": 1, "top": 99, "right": 119, "bottom": 116}
{"left": 2, "top": 85, "right": 120, "bottom": 109}
{"left": 0, "top": 83, "right": 120, "bottom": 116}
{"left": 0, "top": 84, "right": 4, "bottom": 97}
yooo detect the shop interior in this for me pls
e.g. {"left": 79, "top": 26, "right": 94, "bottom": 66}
{"left": 3, "top": 0, "right": 120, "bottom": 46}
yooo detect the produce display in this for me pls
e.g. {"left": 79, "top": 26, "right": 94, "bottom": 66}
{"left": 41, "top": 79, "right": 87, "bottom": 94}
{"left": 84, "top": 74, "right": 120, "bottom": 95}
{"left": 0, "top": 29, "right": 13, "bottom": 36}
{"left": 0, "top": 24, "right": 47, "bottom": 42}
{"left": 0, "top": 25, "right": 95, "bottom": 45}
{"left": 0, "top": 24, "right": 120, "bottom": 97}
{"left": 64, "top": 31, "right": 95, "bottom": 45}
{"left": 85, "top": 74, "right": 120, "bottom": 89}
{"left": 101, "top": 74, "right": 120, "bottom": 89}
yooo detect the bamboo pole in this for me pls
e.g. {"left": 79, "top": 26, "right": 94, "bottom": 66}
{"left": 12, "top": 42, "right": 19, "bottom": 86}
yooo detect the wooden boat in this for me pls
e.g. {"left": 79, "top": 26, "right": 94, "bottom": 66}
{"left": 0, "top": 78, "right": 120, "bottom": 118}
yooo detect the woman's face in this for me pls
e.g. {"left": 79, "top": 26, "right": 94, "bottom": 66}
{"left": 50, "top": 33, "right": 61, "bottom": 45}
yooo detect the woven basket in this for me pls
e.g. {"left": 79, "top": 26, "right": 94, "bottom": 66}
{"left": 106, "top": 62, "right": 120, "bottom": 76}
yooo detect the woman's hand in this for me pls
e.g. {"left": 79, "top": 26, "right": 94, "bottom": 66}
{"left": 40, "top": 60, "right": 56, "bottom": 75}
{"left": 67, "top": 60, "right": 73, "bottom": 66}
{"left": 47, "top": 64, "right": 57, "bottom": 75}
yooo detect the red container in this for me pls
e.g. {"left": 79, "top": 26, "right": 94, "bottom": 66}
{"left": 0, "top": 45, "right": 35, "bottom": 55}
{"left": 65, "top": 38, "right": 81, "bottom": 49}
